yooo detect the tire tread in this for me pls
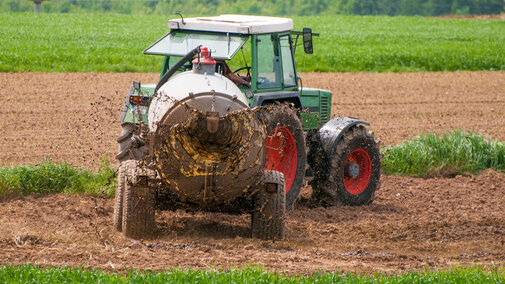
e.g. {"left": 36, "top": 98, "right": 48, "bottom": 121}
{"left": 251, "top": 170, "right": 286, "bottom": 240}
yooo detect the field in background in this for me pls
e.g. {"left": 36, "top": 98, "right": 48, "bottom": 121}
{"left": 0, "top": 13, "right": 504, "bottom": 72}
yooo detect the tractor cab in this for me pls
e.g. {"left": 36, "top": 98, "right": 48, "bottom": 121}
{"left": 144, "top": 15, "right": 319, "bottom": 109}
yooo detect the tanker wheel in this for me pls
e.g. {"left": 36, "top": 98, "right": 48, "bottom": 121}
{"left": 263, "top": 105, "right": 306, "bottom": 208}
{"left": 251, "top": 170, "right": 286, "bottom": 240}
{"left": 116, "top": 123, "right": 145, "bottom": 162}
{"left": 122, "top": 160, "right": 155, "bottom": 239}
{"left": 113, "top": 161, "right": 126, "bottom": 232}
{"left": 312, "top": 126, "right": 381, "bottom": 206}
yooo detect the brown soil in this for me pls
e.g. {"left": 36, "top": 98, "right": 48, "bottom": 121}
{"left": 1, "top": 72, "right": 504, "bottom": 169}
{"left": 0, "top": 72, "right": 504, "bottom": 274}
{"left": 1, "top": 171, "right": 504, "bottom": 274}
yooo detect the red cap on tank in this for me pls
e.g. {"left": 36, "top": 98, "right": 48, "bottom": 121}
{"left": 193, "top": 46, "right": 216, "bottom": 65}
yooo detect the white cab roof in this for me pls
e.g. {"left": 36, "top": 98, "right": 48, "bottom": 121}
{"left": 167, "top": 15, "right": 293, "bottom": 34}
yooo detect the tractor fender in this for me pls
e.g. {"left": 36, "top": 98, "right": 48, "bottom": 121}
{"left": 318, "top": 117, "right": 370, "bottom": 155}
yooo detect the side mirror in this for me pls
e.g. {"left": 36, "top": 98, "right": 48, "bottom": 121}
{"left": 133, "top": 80, "right": 141, "bottom": 92}
{"left": 303, "top": 27, "right": 313, "bottom": 54}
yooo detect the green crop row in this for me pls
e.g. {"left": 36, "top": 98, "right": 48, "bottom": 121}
{"left": 382, "top": 130, "right": 505, "bottom": 177}
{"left": 1, "top": 264, "right": 504, "bottom": 283}
{"left": 0, "top": 13, "right": 504, "bottom": 72}
{"left": 0, "top": 159, "right": 115, "bottom": 200}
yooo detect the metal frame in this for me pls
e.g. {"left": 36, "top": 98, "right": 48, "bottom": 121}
{"left": 251, "top": 33, "right": 299, "bottom": 94}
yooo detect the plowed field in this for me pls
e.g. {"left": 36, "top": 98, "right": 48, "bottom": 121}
{"left": 1, "top": 72, "right": 504, "bottom": 274}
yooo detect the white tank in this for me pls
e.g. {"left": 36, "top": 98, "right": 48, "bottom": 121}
{"left": 148, "top": 67, "right": 248, "bottom": 132}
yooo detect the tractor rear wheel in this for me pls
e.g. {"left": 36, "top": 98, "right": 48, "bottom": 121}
{"left": 263, "top": 105, "right": 306, "bottom": 208}
{"left": 113, "top": 162, "right": 126, "bottom": 232}
{"left": 312, "top": 126, "right": 381, "bottom": 206}
{"left": 122, "top": 160, "right": 156, "bottom": 239}
{"left": 252, "top": 170, "right": 286, "bottom": 240}
{"left": 116, "top": 123, "right": 146, "bottom": 162}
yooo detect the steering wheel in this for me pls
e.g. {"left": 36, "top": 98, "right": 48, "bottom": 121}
{"left": 233, "top": 66, "right": 251, "bottom": 81}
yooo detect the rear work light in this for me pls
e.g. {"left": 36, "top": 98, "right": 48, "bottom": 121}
{"left": 129, "top": 95, "right": 151, "bottom": 106}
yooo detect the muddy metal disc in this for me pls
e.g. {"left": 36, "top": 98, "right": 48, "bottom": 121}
{"left": 152, "top": 93, "right": 267, "bottom": 207}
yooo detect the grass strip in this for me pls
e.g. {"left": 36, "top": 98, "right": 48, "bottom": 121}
{"left": 0, "top": 264, "right": 504, "bottom": 283}
{"left": 0, "top": 159, "right": 115, "bottom": 200}
{"left": 0, "top": 13, "right": 504, "bottom": 72}
{"left": 382, "top": 130, "right": 505, "bottom": 177}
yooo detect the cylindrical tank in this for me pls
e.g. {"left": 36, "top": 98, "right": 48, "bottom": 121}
{"left": 148, "top": 50, "right": 266, "bottom": 207}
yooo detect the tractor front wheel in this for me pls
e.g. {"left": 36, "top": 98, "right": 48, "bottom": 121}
{"left": 312, "top": 126, "right": 381, "bottom": 206}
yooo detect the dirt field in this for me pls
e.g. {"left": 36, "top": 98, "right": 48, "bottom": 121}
{"left": 0, "top": 72, "right": 504, "bottom": 274}
{"left": 1, "top": 72, "right": 504, "bottom": 170}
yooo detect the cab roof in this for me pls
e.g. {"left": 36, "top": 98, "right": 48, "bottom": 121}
{"left": 167, "top": 15, "right": 294, "bottom": 34}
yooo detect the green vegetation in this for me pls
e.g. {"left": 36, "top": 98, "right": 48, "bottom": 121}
{"left": 1, "top": 13, "right": 504, "bottom": 73}
{"left": 0, "top": 159, "right": 115, "bottom": 200}
{"left": 382, "top": 130, "right": 505, "bottom": 177}
{"left": 2, "top": 0, "right": 504, "bottom": 16}
{"left": 1, "top": 265, "right": 504, "bottom": 283}
{"left": 0, "top": 13, "right": 165, "bottom": 72}
{"left": 297, "top": 15, "right": 505, "bottom": 72}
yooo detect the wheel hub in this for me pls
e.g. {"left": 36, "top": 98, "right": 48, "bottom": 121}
{"left": 344, "top": 162, "right": 360, "bottom": 179}
{"left": 343, "top": 148, "right": 372, "bottom": 195}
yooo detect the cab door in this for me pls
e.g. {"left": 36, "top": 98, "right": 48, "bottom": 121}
{"left": 251, "top": 33, "right": 301, "bottom": 108}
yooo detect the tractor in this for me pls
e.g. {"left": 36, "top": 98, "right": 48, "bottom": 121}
{"left": 114, "top": 15, "right": 381, "bottom": 240}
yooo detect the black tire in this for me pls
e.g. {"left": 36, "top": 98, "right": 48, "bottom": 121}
{"left": 122, "top": 160, "right": 156, "bottom": 239}
{"left": 116, "top": 123, "right": 146, "bottom": 162}
{"left": 263, "top": 105, "right": 306, "bottom": 208}
{"left": 113, "top": 162, "right": 125, "bottom": 232}
{"left": 312, "top": 126, "right": 381, "bottom": 206}
{"left": 251, "top": 170, "right": 286, "bottom": 240}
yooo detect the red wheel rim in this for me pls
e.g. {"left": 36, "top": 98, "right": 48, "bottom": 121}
{"left": 264, "top": 126, "right": 297, "bottom": 194}
{"left": 343, "top": 148, "right": 372, "bottom": 195}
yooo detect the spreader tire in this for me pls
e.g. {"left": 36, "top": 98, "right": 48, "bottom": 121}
{"left": 113, "top": 162, "right": 126, "bottom": 232}
{"left": 263, "top": 105, "right": 306, "bottom": 208}
{"left": 122, "top": 160, "right": 155, "bottom": 239}
{"left": 251, "top": 170, "right": 286, "bottom": 240}
{"left": 312, "top": 126, "right": 381, "bottom": 206}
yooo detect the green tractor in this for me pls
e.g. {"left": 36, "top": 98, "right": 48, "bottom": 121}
{"left": 114, "top": 15, "right": 381, "bottom": 240}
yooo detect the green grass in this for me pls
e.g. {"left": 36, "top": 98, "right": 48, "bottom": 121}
{"left": 296, "top": 15, "right": 505, "bottom": 72}
{"left": 0, "top": 159, "right": 116, "bottom": 200}
{"left": 382, "top": 130, "right": 505, "bottom": 177}
{"left": 0, "top": 13, "right": 504, "bottom": 72}
{"left": 0, "top": 265, "right": 504, "bottom": 283}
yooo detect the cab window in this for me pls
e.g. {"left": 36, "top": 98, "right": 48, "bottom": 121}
{"left": 280, "top": 35, "right": 297, "bottom": 87}
{"left": 257, "top": 34, "right": 281, "bottom": 89}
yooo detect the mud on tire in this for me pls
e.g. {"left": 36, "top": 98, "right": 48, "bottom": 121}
{"left": 251, "top": 170, "right": 286, "bottom": 240}
{"left": 263, "top": 104, "right": 306, "bottom": 209}
{"left": 312, "top": 126, "right": 381, "bottom": 206}
{"left": 113, "top": 162, "right": 126, "bottom": 232}
{"left": 122, "top": 160, "right": 156, "bottom": 239}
